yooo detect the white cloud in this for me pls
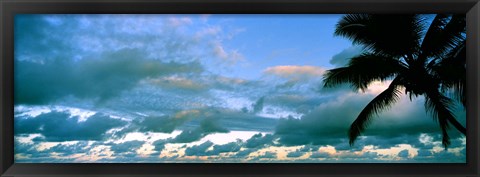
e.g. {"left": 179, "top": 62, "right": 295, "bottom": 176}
{"left": 212, "top": 41, "right": 245, "bottom": 65}
{"left": 199, "top": 131, "right": 264, "bottom": 145}
{"left": 361, "top": 80, "right": 393, "bottom": 95}
{"left": 111, "top": 131, "right": 182, "bottom": 144}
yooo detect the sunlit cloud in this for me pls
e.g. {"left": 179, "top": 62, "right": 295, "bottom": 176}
{"left": 264, "top": 65, "right": 327, "bottom": 81}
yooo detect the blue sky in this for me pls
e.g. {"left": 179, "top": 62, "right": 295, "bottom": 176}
{"left": 13, "top": 14, "right": 466, "bottom": 163}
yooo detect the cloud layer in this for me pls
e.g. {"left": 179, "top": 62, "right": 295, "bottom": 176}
{"left": 13, "top": 15, "right": 467, "bottom": 163}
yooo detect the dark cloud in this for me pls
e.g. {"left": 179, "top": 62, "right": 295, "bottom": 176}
{"left": 184, "top": 141, "right": 214, "bottom": 156}
{"left": 47, "top": 141, "right": 90, "bottom": 155}
{"left": 136, "top": 115, "right": 189, "bottom": 133}
{"left": 15, "top": 15, "right": 207, "bottom": 105}
{"left": 286, "top": 151, "right": 305, "bottom": 158}
{"left": 15, "top": 49, "right": 203, "bottom": 105}
{"left": 132, "top": 108, "right": 278, "bottom": 137}
{"left": 310, "top": 152, "right": 331, "bottom": 158}
{"left": 172, "top": 118, "right": 229, "bottom": 143}
{"left": 15, "top": 15, "right": 77, "bottom": 63}
{"left": 274, "top": 88, "right": 466, "bottom": 149}
{"left": 171, "top": 129, "right": 205, "bottom": 143}
{"left": 411, "top": 149, "right": 465, "bottom": 163}
{"left": 152, "top": 139, "right": 168, "bottom": 153}
{"left": 109, "top": 140, "right": 144, "bottom": 154}
{"left": 274, "top": 93, "right": 370, "bottom": 146}
{"left": 14, "top": 141, "right": 44, "bottom": 157}
{"left": 14, "top": 140, "right": 92, "bottom": 162}
{"left": 199, "top": 118, "right": 229, "bottom": 133}
{"left": 252, "top": 96, "right": 265, "bottom": 113}
{"left": 334, "top": 141, "right": 360, "bottom": 151}
{"left": 208, "top": 141, "right": 243, "bottom": 155}
{"left": 267, "top": 94, "right": 330, "bottom": 114}
{"left": 15, "top": 112, "right": 127, "bottom": 141}
{"left": 233, "top": 149, "right": 254, "bottom": 158}
{"left": 245, "top": 133, "right": 275, "bottom": 148}
{"left": 214, "top": 112, "right": 279, "bottom": 132}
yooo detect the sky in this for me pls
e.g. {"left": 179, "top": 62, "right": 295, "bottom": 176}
{"left": 13, "top": 14, "right": 466, "bottom": 163}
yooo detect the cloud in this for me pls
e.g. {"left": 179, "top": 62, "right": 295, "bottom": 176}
{"left": 136, "top": 114, "right": 192, "bottom": 133}
{"left": 310, "top": 152, "right": 331, "bottom": 158}
{"left": 415, "top": 150, "right": 465, "bottom": 163}
{"left": 199, "top": 117, "right": 230, "bottom": 133}
{"left": 46, "top": 141, "right": 90, "bottom": 155}
{"left": 14, "top": 127, "right": 466, "bottom": 162}
{"left": 211, "top": 41, "right": 244, "bottom": 65}
{"left": 244, "top": 133, "right": 276, "bottom": 148}
{"left": 184, "top": 141, "right": 214, "bottom": 156}
{"left": 286, "top": 151, "right": 305, "bottom": 158}
{"left": 252, "top": 96, "right": 265, "bottom": 113}
{"left": 171, "top": 129, "right": 205, "bottom": 143}
{"left": 136, "top": 116, "right": 178, "bottom": 133}
{"left": 14, "top": 140, "right": 47, "bottom": 157}
{"left": 146, "top": 76, "right": 207, "bottom": 93}
{"left": 286, "top": 144, "right": 319, "bottom": 158}
{"left": 15, "top": 15, "right": 241, "bottom": 106}
{"left": 329, "top": 45, "right": 364, "bottom": 67}
{"left": 15, "top": 111, "right": 127, "bottom": 141}
{"left": 263, "top": 65, "right": 326, "bottom": 81}
{"left": 274, "top": 85, "right": 466, "bottom": 148}
{"left": 152, "top": 139, "right": 168, "bottom": 153}
{"left": 110, "top": 140, "right": 145, "bottom": 155}
{"left": 15, "top": 49, "right": 204, "bottom": 105}
{"left": 208, "top": 141, "right": 242, "bottom": 155}
{"left": 13, "top": 15, "right": 466, "bottom": 163}
{"left": 122, "top": 107, "right": 278, "bottom": 143}
{"left": 234, "top": 148, "right": 257, "bottom": 157}
{"left": 256, "top": 152, "right": 277, "bottom": 159}
{"left": 172, "top": 117, "right": 229, "bottom": 143}
{"left": 15, "top": 15, "right": 202, "bottom": 63}
{"left": 15, "top": 140, "right": 97, "bottom": 162}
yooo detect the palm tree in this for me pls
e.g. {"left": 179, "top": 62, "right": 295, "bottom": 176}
{"left": 323, "top": 14, "right": 466, "bottom": 148}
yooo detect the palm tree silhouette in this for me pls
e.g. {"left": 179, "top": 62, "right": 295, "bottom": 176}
{"left": 323, "top": 14, "right": 466, "bottom": 148}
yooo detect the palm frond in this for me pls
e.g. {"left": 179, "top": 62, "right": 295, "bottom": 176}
{"left": 335, "top": 14, "right": 424, "bottom": 57}
{"left": 430, "top": 40, "right": 466, "bottom": 107}
{"left": 420, "top": 14, "right": 466, "bottom": 61}
{"left": 348, "top": 78, "right": 403, "bottom": 145}
{"left": 424, "top": 90, "right": 466, "bottom": 149}
{"left": 323, "top": 53, "right": 405, "bottom": 91}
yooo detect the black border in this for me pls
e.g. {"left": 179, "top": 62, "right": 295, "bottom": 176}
{"left": 1, "top": 0, "right": 479, "bottom": 176}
